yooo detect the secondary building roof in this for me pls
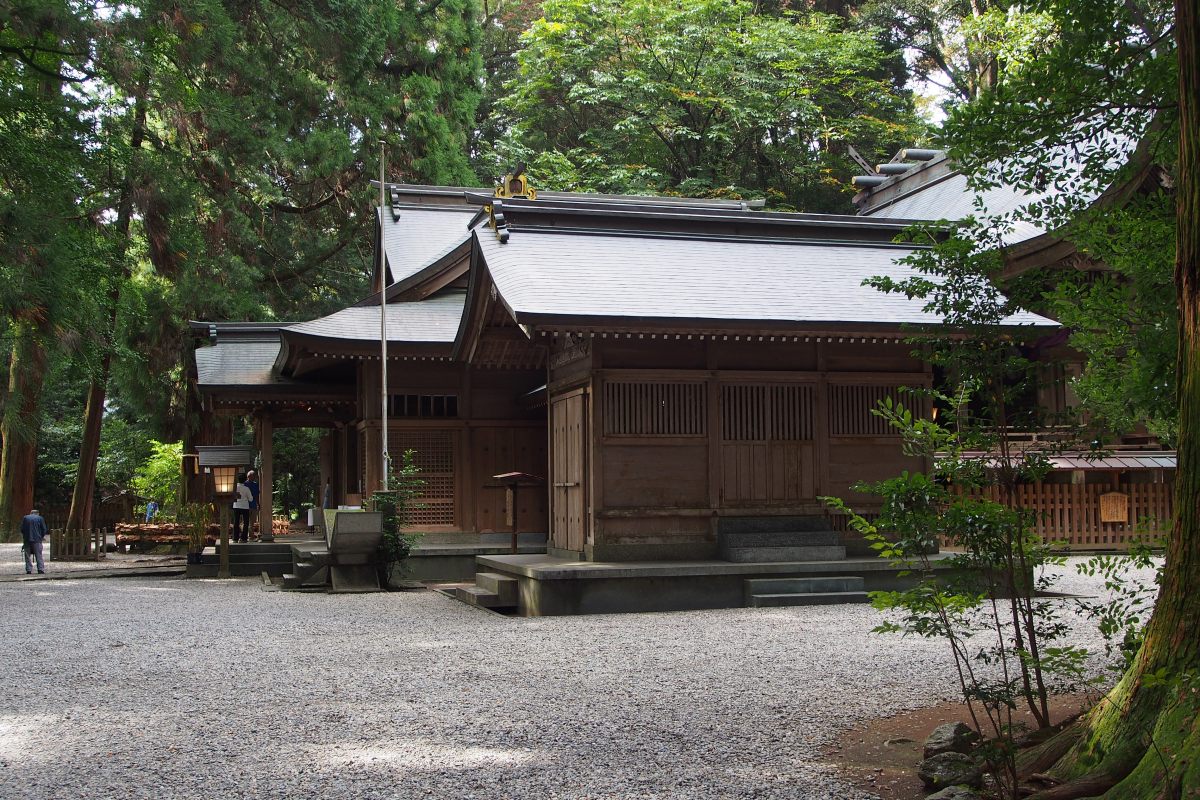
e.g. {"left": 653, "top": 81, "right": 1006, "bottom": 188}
{"left": 195, "top": 334, "right": 285, "bottom": 387}
{"left": 381, "top": 205, "right": 476, "bottom": 286}
{"left": 286, "top": 291, "right": 465, "bottom": 344}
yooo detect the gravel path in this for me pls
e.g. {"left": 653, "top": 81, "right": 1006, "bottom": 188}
{"left": 0, "top": 557, "right": 1156, "bottom": 799}
{"left": 0, "top": 542, "right": 181, "bottom": 579}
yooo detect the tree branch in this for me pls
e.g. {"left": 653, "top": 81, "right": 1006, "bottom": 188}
{"left": 0, "top": 45, "right": 95, "bottom": 82}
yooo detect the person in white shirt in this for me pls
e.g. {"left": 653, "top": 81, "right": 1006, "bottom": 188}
{"left": 232, "top": 473, "right": 253, "bottom": 542}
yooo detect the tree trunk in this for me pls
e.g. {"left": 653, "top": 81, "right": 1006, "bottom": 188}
{"left": 64, "top": 356, "right": 110, "bottom": 531}
{"left": 0, "top": 323, "right": 48, "bottom": 541}
{"left": 1030, "top": 3, "right": 1200, "bottom": 796}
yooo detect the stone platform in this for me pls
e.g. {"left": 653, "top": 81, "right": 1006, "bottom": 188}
{"left": 471, "top": 552, "right": 963, "bottom": 616}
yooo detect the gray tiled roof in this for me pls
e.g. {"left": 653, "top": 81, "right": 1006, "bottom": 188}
{"left": 862, "top": 172, "right": 1048, "bottom": 245}
{"left": 286, "top": 292, "right": 465, "bottom": 342}
{"left": 477, "top": 230, "right": 1055, "bottom": 329}
{"left": 195, "top": 336, "right": 283, "bottom": 386}
{"left": 381, "top": 206, "right": 475, "bottom": 285}
{"left": 860, "top": 129, "right": 1140, "bottom": 246}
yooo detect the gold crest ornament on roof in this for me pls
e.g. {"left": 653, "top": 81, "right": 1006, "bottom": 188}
{"left": 487, "top": 165, "right": 536, "bottom": 243}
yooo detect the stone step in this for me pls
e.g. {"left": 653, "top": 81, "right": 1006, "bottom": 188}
{"left": 454, "top": 585, "right": 506, "bottom": 608}
{"left": 214, "top": 543, "right": 296, "bottom": 556}
{"left": 475, "top": 572, "right": 518, "bottom": 606}
{"left": 718, "top": 516, "right": 831, "bottom": 535}
{"left": 279, "top": 575, "right": 326, "bottom": 592}
{"left": 749, "top": 591, "right": 870, "bottom": 608}
{"left": 744, "top": 576, "right": 865, "bottom": 597}
{"left": 722, "top": 545, "right": 846, "bottom": 563}
{"left": 201, "top": 554, "right": 293, "bottom": 569}
{"left": 719, "top": 530, "right": 840, "bottom": 549}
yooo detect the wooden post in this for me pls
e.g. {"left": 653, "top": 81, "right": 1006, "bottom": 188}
{"left": 507, "top": 483, "right": 517, "bottom": 553}
{"left": 218, "top": 504, "right": 231, "bottom": 579}
{"left": 258, "top": 414, "right": 274, "bottom": 542}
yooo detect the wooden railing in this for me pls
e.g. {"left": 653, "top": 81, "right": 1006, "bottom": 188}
{"left": 972, "top": 483, "right": 1172, "bottom": 549}
{"left": 830, "top": 483, "right": 1173, "bottom": 552}
{"left": 50, "top": 529, "right": 108, "bottom": 561}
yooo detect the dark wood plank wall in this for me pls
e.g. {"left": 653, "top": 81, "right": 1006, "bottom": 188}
{"left": 546, "top": 337, "right": 931, "bottom": 560}
{"left": 352, "top": 361, "right": 547, "bottom": 533}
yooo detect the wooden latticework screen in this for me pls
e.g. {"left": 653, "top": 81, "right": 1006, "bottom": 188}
{"left": 721, "top": 384, "right": 814, "bottom": 441}
{"left": 602, "top": 380, "right": 707, "bottom": 436}
{"left": 389, "top": 430, "right": 457, "bottom": 527}
{"left": 829, "top": 383, "right": 909, "bottom": 436}
{"left": 720, "top": 383, "right": 816, "bottom": 503}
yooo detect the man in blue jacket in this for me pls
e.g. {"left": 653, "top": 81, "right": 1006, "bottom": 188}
{"left": 21, "top": 508, "right": 48, "bottom": 575}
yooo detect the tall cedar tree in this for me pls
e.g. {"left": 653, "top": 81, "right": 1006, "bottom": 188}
{"left": 7, "top": 0, "right": 484, "bottom": 531}
{"left": 0, "top": 2, "right": 105, "bottom": 538}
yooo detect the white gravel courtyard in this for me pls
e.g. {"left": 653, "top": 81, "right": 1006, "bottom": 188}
{"left": 0, "top": 554, "right": 1154, "bottom": 800}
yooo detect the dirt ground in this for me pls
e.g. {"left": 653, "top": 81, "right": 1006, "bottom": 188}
{"left": 826, "top": 694, "right": 1095, "bottom": 799}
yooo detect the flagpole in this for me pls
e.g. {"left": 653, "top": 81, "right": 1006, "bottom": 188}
{"left": 379, "top": 139, "right": 389, "bottom": 493}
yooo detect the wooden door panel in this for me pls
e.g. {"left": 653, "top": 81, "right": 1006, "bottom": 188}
{"left": 551, "top": 393, "right": 587, "bottom": 552}
{"left": 720, "top": 383, "right": 816, "bottom": 506}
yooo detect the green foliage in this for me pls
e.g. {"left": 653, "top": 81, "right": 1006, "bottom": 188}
{"left": 371, "top": 450, "right": 424, "bottom": 585}
{"left": 131, "top": 440, "right": 182, "bottom": 516}
{"left": 177, "top": 501, "right": 213, "bottom": 553}
{"left": 929, "top": 0, "right": 1177, "bottom": 450}
{"left": 825, "top": 392, "right": 1087, "bottom": 799}
{"left": 96, "top": 415, "right": 154, "bottom": 497}
{"left": 828, "top": 218, "right": 1104, "bottom": 796}
{"left": 1044, "top": 193, "right": 1177, "bottom": 443}
{"left": 1075, "top": 542, "right": 1164, "bottom": 670}
{"left": 859, "top": 0, "right": 1058, "bottom": 104}
{"left": 484, "top": 0, "right": 925, "bottom": 210}
{"left": 272, "top": 428, "right": 322, "bottom": 518}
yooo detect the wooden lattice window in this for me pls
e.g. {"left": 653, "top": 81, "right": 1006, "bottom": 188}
{"left": 602, "top": 380, "right": 707, "bottom": 436}
{"left": 829, "top": 384, "right": 908, "bottom": 436}
{"left": 390, "top": 430, "right": 456, "bottom": 526}
{"left": 721, "top": 384, "right": 814, "bottom": 441}
{"left": 388, "top": 394, "right": 459, "bottom": 418}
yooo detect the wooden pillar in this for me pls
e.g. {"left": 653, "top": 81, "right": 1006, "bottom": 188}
{"left": 318, "top": 432, "right": 333, "bottom": 508}
{"left": 258, "top": 414, "right": 274, "bottom": 541}
{"left": 362, "top": 424, "right": 380, "bottom": 500}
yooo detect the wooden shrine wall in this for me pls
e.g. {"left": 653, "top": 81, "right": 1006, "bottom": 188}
{"left": 547, "top": 337, "right": 930, "bottom": 560}
{"left": 353, "top": 362, "right": 547, "bottom": 533}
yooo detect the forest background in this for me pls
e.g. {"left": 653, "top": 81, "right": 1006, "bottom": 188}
{"left": 0, "top": 0, "right": 1177, "bottom": 533}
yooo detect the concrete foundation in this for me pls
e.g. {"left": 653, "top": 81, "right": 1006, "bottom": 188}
{"left": 474, "top": 553, "right": 966, "bottom": 616}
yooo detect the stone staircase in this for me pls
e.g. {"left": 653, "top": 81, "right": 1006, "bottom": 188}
{"left": 718, "top": 516, "right": 845, "bottom": 563}
{"left": 280, "top": 542, "right": 330, "bottom": 591}
{"left": 200, "top": 542, "right": 296, "bottom": 577}
{"left": 454, "top": 572, "right": 519, "bottom": 611}
{"left": 744, "top": 576, "right": 870, "bottom": 607}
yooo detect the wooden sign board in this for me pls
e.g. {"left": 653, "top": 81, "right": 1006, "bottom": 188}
{"left": 1100, "top": 492, "right": 1129, "bottom": 524}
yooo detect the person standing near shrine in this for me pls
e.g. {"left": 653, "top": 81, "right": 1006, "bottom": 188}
{"left": 245, "top": 470, "right": 261, "bottom": 538}
{"left": 21, "top": 508, "right": 48, "bottom": 574}
{"left": 232, "top": 474, "right": 253, "bottom": 543}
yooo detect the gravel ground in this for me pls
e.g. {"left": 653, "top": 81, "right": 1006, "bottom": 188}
{"left": 0, "top": 542, "right": 181, "bottom": 578}
{"left": 0, "top": 557, "right": 1157, "bottom": 800}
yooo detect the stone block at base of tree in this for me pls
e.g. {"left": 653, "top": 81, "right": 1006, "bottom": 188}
{"left": 925, "top": 786, "right": 982, "bottom": 800}
{"left": 918, "top": 752, "right": 983, "bottom": 790}
{"left": 923, "top": 722, "right": 980, "bottom": 758}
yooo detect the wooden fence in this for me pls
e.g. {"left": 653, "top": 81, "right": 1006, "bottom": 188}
{"left": 970, "top": 483, "right": 1173, "bottom": 550}
{"left": 49, "top": 528, "right": 108, "bottom": 561}
{"left": 830, "top": 483, "right": 1172, "bottom": 552}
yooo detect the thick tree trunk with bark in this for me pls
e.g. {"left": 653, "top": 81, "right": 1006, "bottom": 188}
{"left": 65, "top": 356, "right": 110, "bottom": 531}
{"left": 0, "top": 323, "right": 48, "bottom": 540}
{"left": 1028, "top": 3, "right": 1200, "bottom": 796}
